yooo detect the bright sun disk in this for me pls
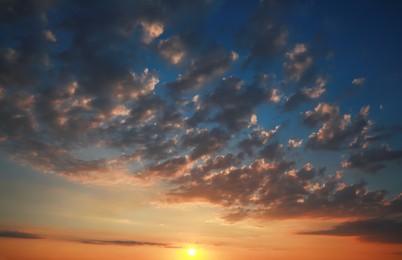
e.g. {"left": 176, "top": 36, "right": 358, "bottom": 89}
{"left": 187, "top": 248, "right": 197, "bottom": 256}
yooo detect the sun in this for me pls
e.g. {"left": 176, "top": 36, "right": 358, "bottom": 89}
{"left": 187, "top": 248, "right": 197, "bottom": 256}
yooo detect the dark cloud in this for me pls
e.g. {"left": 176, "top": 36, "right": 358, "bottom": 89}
{"left": 191, "top": 153, "right": 241, "bottom": 177}
{"left": 0, "top": 230, "right": 42, "bottom": 239}
{"left": 167, "top": 47, "right": 237, "bottom": 93}
{"left": 300, "top": 217, "right": 402, "bottom": 244}
{"left": 237, "top": 0, "right": 292, "bottom": 66}
{"left": 282, "top": 84, "right": 326, "bottom": 111}
{"left": 169, "top": 158, "right": 282, "bottom": 207}
{"left": 140, "top": 156, "right": 190, "bottom": 179}
{"left": 182, "top": 127, "right": 231, "bottom": 160}
{"left": 259, "top": 142, "right": 284, "bottom": 161}
{"left": 0, "top": 91, "right": 36, "bottom": 138}
{"left": 238, "top": 126, "right": 280, "bottom": 156}
{"left": 188, "top": 75, "right": 278, "bottom": 131}
{"left": 306, "top": 105, "right": 371, "bottom": 150}
{"left": 281, "top": 43, "right": 328, "bottom": 111}
{"left": 283, "top": 43, "right": 314, "bottom": 86}
{"left": 168, "top": 156, "right": 402, "bottom": 221}
{"left": 343, "top": 144, "right": 402, "bottom": 173}
{"left": 79, "top": 239, "right": 174, "bottom": 247}
{"left": 350, "top": 124, "right": 402, "bottom": 147}
{"left": 302, "top": 103, "right": 339, "bottom": 128}
{"left": 157, "top": 35, "right": 186, "bottom": 64}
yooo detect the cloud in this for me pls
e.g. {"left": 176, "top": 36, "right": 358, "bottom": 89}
{"left": 282, "top": 80, "right": 326, "bottom": 111}
{"left": 237, "top": 0, "right": 292, "bottom": 65}
{"left": 283, "top": 43, "right": 313, "bottom": 84}
{"left": 238, "top": 126, "right": 280, "bottom": 156}
{"left": 0, "top": 230, "right": 42, "bottom": 240}
{"left": 343, "top": 144, "right": 402, "bottom": 173}
{"left": 140, "top": 21, "right": 164, "bottom": 43}
{"left": 140, "top": 156, "right": 191, "bottom": 179}
{"left": 182, "top": 128, "right": 231, "bottom": 160}
{"left": 281, "top": 43, "right": 328, "bottom": 111}
{"left": 259, "top": 142, "right": 284, "bottom": 161}
{"left": 158, "top": 36, "right": 186, "bottom": 64}
{"left": 168, "top": 151, "right": 402, "bottom": 221}
{"left": 79, "top": 239, "right": 175, "bottom": 248}
{"left": 351, "top": 124, "right": 402, "bottom": 146}
{"left": 302, "top": 103, "right": 339, "bottom": 128}
{"left": 305, "top": 105, "right": 371, "bottom": 150}
{"left": 288, "top": 139, "right": 303, "bottom": 148}
{"left": 169, "top": 158, "right": 289, "bottom": 207}
{"left": 0, "top": 229, "right": 177, "bottom": 248}
{"left": 352, "top": 77, "right": 365, "bottom": 86}
{"left": 300, "top": 217, "right": 402, "bottom": 244}
{"left": 167, "top": 47, "right": 237, "bottom": 93}
{"left": 188, "top": 75, "right": 278, "bottom": 131}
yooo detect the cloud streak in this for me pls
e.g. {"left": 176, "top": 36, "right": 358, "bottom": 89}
{"left": 300, "top": 217, "right": 402, "bottom": 244}
{"left": 0, "top": 230, "right": 42, "bottom": 240}
{"left": 79, "top": 239, "right": 176, "bottom": 248}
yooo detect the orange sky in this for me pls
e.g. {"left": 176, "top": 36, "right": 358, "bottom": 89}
{"left": 1, "top": 235, "right": 401, "bottom": 260}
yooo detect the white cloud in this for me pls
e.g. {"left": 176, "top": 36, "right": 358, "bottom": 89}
{"left": 352, "top": 77, "right": 365, "bottom": 86}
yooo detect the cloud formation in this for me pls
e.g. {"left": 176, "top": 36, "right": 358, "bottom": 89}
{"left": 168, "top": 154, "right": 401, "bottom": 221}
{"left": 301, "top": 217, "right": 402, "bottom": 244}
{"left": 0, "top": 0, "right": 401, "bottom": 232}
{"left": 343, "top": 144, "right": 402, "bottom": 173}
{"left": 237, "top": 0, "right": 292, "bottom": 65}
{"left": 167, "top": 48, "right": 238, "bottom": 93}
{"left": 305, "top": 104, "right": 371, "bottom": 150}
{"left": 188, "top": 75, "right": 278, "bottom": 132}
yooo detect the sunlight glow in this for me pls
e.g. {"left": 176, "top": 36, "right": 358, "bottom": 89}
{"left": 187, "top": 248, "right": 197, "bottom": 256}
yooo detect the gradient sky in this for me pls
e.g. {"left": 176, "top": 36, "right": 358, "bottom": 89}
{"left": 1, "top": 1, "right": 402, "bottom": 259}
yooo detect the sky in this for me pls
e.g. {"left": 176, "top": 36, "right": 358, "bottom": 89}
{"left": 1, "top": 0, "right": 402, "bottom": 259}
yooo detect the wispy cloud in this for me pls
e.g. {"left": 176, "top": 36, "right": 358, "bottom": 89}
{"left": 78, "top": 239, "right": 178, "bottom": 248}
{"left": 0, "top": 230, "right": 42, "bottom": 240}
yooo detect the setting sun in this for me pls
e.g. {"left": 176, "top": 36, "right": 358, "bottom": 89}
{"left": 187, "top": 248, "right": 197, "bottom": 256}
